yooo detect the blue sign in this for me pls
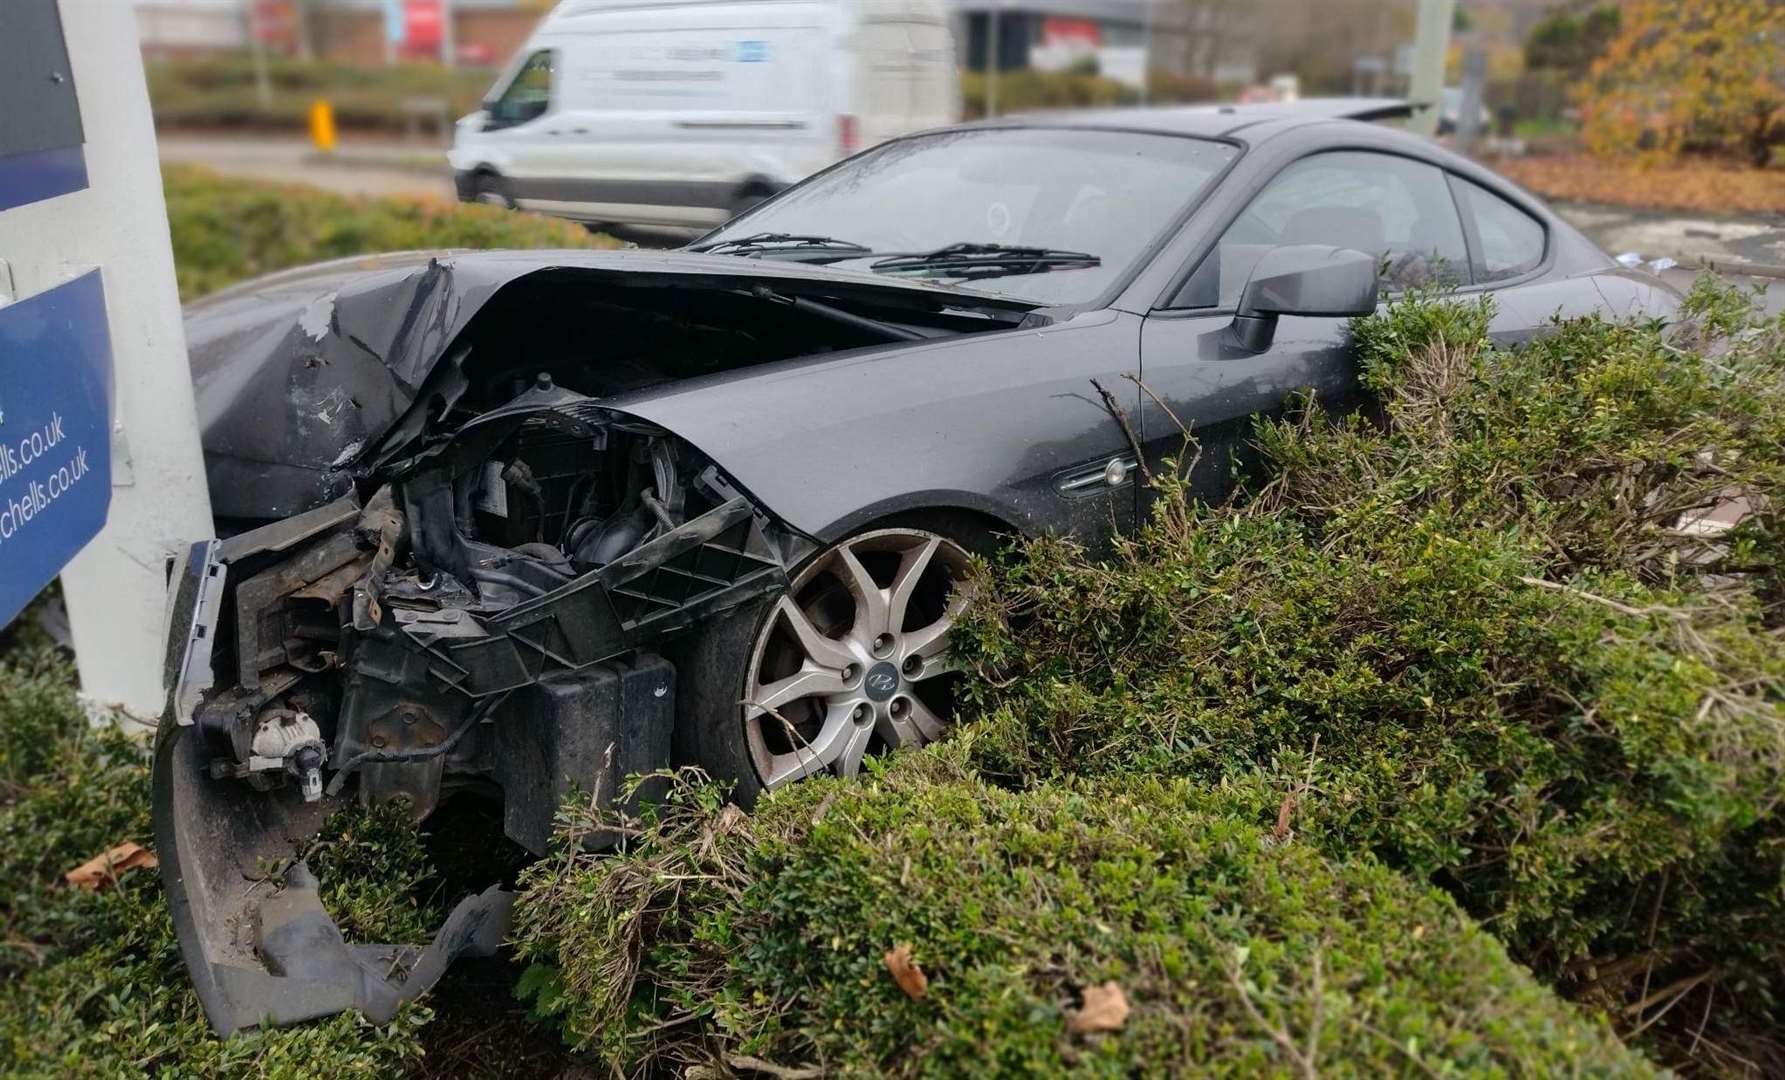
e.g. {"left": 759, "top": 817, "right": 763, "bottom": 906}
{"left": 0, "top": 270, "right": 113, "bottom": 625}
{"left": 0, "top": 0, "right": 88, "bottom": 210}
{"left": 0, "top": 146, "right": 88, "bottom": 212}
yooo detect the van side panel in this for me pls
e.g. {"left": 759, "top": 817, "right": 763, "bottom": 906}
{"left": 453, "top": 0, "right": 960, "bottom": 227}
{"left": 851, "top": 0, "right": 959, "bottom": 148}
{"left": 516, "top": 4, "right": 834, "bottom": 225}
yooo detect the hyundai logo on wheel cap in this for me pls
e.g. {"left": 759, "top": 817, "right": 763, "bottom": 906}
{"left": 863, "top": 662, "right": 900, "bottom": 701}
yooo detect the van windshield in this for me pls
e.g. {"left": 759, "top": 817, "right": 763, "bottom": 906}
{"left": 694, "top": 128, "right": 1237, "bottom": 305}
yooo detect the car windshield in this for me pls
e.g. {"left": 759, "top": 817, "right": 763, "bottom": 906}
{"left": 695, "top": 128, "right": 1238, "bottom": 305}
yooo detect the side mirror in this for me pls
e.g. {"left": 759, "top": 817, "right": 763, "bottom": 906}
{"left": 1230, "top": 244, "right": 1381, "bottom": 352}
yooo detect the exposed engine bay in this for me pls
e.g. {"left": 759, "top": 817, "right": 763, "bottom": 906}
{"left": 159, "top": 266, "right": 1031, "bottom": 1035}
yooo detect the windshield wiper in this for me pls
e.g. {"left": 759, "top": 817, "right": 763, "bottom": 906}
{"left": 691, "top": 233, "right": 872, "bottom": 257}
{"left": 869, "top": 242, "right": 1101, "bottom": 279}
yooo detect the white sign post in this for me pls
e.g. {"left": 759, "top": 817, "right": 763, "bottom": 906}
{"left": 0, "top": 1, "right": 212, "bottom": 722}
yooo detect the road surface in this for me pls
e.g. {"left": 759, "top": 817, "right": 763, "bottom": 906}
{"left": 158, "top": 134, "right": 455, "bottom": 200}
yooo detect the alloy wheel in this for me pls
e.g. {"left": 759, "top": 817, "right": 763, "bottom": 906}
{"left": 742, "top": 528, "right": 970, "bottom": 789}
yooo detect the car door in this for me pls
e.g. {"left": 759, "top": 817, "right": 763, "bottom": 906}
{"left": 1134, "top": 151, "right": 1473, "bottom": 510}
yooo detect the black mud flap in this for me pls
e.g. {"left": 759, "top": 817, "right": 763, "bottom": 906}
{"left": 153, "top": 725, "right": 512, "bottom": 1036}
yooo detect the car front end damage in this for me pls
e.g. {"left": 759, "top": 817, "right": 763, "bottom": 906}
{"left": 156, "top": 388, "right": 805, "bottom": 1035}
{"left": 156, "top": 250, "right": 1041, "bottom": 1034}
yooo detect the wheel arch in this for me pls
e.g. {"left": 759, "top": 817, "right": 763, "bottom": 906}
{"left": 813, "top": 491, "right": 1029, "bottom": 547}
{"left": 731, "top": 173, "right": 783, "bottom": 200}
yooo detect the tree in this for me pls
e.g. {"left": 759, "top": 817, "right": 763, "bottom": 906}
{"left": 1524, "top": 4, "right": 1621, "bottom": 74}
{"left": 1252, "top": 0, "right": 1416, "bottom": 96}
{"left": 1578, "top": 0, "right": 1785, "bottom": 165}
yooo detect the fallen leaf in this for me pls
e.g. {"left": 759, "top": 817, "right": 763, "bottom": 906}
{"left": 1491, "top": 154, "right": 1785, "bottom": 216}
{"left": 1067, "top": 980, "right": 1130, "bottom": 1034}
{"left": 1273, "top": 792, "right": 1296, "bottom": 841}
{"left": 65, "top": 842, "right": 157, "bottom": 891}
{"left": 883, "top": 944, "right": 929, "bottom": 1000}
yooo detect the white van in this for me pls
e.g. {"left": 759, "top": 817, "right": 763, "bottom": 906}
{"left": 449, "top": 0, "right": 959, "bottom": 228}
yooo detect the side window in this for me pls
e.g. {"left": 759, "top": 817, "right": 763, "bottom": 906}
{"left": 486, "top": 50, "right": 555, "bottom": 130}
{"left": 1452, "top": 177, "right": 1546, "bottom": 283}
{"left": 1174, "top": 151, "right": 1469, "bottom": 309}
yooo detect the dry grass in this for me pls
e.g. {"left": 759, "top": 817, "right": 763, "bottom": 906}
{"left": 1491, "top": 154, "right": 1785, "bottom": 215}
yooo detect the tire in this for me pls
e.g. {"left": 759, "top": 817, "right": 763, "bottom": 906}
{"left": 671, "top": 514, "right": 995, "bottom": 808}
{"left": 726, "top": 185, "right": 775, "bottom": 222}
{"left": 468, "top": 171, "right": 514, "bottom": 210}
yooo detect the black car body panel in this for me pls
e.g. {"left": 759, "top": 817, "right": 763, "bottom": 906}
{"left": 162, "top": 102, "right": 1683, "bottom": 1037}
{"left": 605, "top": 307, "right": 1146, "bottom": 541}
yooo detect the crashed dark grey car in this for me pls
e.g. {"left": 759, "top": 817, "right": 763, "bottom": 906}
{"left": 155, "top": 100, "right": 1679, "bottom": 1034}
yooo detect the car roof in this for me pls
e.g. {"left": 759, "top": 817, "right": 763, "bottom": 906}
{"left": 953, "top": 97, "right": 1421, "bottom": 140}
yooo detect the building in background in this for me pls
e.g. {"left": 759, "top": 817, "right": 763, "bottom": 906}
{"left": 134, "top": 0, "right": 550, "bottom": 67}
{"left": 136, "top": 0, "right": 248, "bottom": 58}
{"left": 948, "top": 0, "right": 1257, "bottom": 90}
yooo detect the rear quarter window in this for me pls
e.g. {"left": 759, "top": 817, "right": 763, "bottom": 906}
{"left": 1453, "top": 177, "right": 1547, "bottom": 283}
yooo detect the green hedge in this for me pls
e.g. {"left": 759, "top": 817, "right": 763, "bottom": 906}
{"left": 953, "top": 282, "right": 1785, "bottom": 1070}
{"left": 511, "top": 280, "right": 1784, "bottom": 1076}
{"left": 162, "top": 164, "right": 612, "bottom": 300}
{"left": 148, "top": 58, "right": 496, "bottom": 134}
{"left": 512, "top": 752, "right": 1646, "bottom": 1077}
{"left": 960, "top": 69, "right": 1219, "bottom": 119}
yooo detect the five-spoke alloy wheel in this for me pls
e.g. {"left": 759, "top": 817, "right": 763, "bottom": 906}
{"left": 741, "top": 528, "right": 970, "bottom": 790}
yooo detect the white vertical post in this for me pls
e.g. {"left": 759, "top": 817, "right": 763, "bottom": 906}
{"left": 441, "top": 0, "right": 455, "bottom": 67}
{"left": 1407, "top": 0, "right": 1456, "bottom": 138}
{"left": 295, "top": 0, "right": 314, "bottom": 61}
{"left": 0, "top": 0, "right": 213, "bottom": 720}
{"left": 248, "top": 0, "right": 273, "bottom": 108}
{"left": 985, "top": 1, "right": 1001, "bottom": 117}
{"left": 1455, "top": 45, "right": 1487, "bottom": 153}
{"left": 1139, "top": 0, "right": 1155, "bottom": 106}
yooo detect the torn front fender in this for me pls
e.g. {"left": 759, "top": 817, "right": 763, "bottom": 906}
{"left": 189, "top": 254, "right": 503, "bottom": 521}
{"left": 152, "top": 723, "right": 512, "bottom": 1036}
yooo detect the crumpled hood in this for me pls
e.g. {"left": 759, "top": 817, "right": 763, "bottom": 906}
{"left": 186, "top": 248, "right": 1037, "bottom": 522}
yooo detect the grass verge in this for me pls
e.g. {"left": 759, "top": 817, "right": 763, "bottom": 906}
{"left": 162, "top": 164, "right": 613, "bottom": 301}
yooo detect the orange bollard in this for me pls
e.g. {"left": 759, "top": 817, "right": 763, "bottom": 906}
{"left": 309, "top": 99, "right": 337, "bottom": 153}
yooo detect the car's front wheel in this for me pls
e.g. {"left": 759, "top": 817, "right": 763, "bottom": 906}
{"left": 674, "top": 524, "right": 977, "bottom": 806}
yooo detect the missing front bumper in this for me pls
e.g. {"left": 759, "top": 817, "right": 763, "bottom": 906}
{"left": 156, "top": 493, "right": 793, "bottom": 1035}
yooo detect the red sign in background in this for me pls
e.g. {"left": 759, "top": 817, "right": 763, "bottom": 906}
{"left": 404, "top": 0, "right": 444, "bottom": 53}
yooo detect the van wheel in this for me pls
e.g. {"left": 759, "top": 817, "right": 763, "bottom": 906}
{"left": 469, "top": 172, "right": 514, "bottom": 210}
{"left": 727, "top": 185, "right": 776, "bottom": 221}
